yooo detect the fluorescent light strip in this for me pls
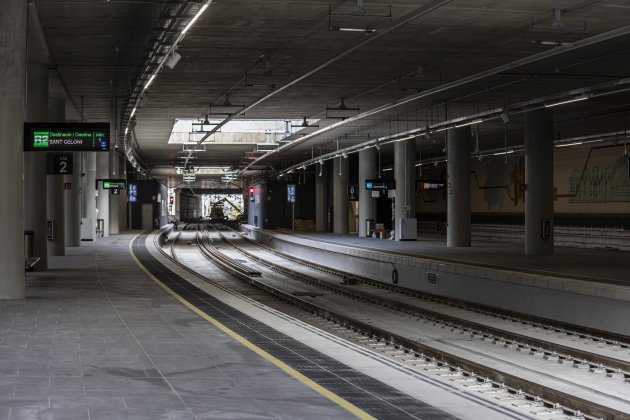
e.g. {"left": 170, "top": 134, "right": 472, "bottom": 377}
{"left": 145, "top": 74, "right": 156, "bottom": 89}
{"left": 492, "top": 150, "right": 515, "bottom": 156}
{"left": 382, "top": 168, "right": 393, "bottom": 172}
{"left": 337, "top": 27, "right": 376, "bottom": 33}
{"left": 544, "top": 95, "right": 588, "bottom": 108}
{"left": 182, "top": 4, "right": 209, "bottom": 35}
{"left": 455, "top": 119, "right": 483, "bottom": 128}
{"left": 130, "top": 107, "right": 137, "bottom": 118}
{"left": 124, "top": 127, "right": 128, "bottom": 135}
{"left": 556, "top": 141, "right": 583, "bottom": 148}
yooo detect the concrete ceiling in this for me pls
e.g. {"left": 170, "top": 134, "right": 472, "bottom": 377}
{"left": 36, "top": 0, "right": 630, "bottom": 188}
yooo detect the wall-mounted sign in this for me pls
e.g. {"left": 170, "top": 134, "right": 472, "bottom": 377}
{"left": 427, "top": 272, "right": 439, "bottom": 284}
{"left": 24, "top": 122, "right": 110, "bottom": 152}
{"left": 98, "top": 179, "right": 127, "bottom": 190}
{"left": 47, "top": 153, "right": 73, "bottom": 175}
{"left": 111, "top": 189, "right": 121, "bottom": 195}
{"left": 348, "top": 184, "right": 358, "bottom": 201}
{"left": 287, "top": 184, "right": 296, "bottom": 203}
{"left": 365, "top": 179, "right": 395, "bottom": 190}
{"left": 64, "top": 183, "right": 72, "bottom": 190}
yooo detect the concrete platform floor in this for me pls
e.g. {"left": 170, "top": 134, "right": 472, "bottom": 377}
{"left": 0, "top": 233, "right": 355, "bottom": 420}
{"left": 275, "top": 229, "right": 629, "bottom": 284}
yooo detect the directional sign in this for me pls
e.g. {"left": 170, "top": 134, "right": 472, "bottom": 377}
{"left": 365, "top": 179, "right": 395, "bottom": 190}
{"left": 47, "top": 153, "right": 73, "bottom": 175}
{"left": 25, "top": 122, "right": 110, "bottom": 152}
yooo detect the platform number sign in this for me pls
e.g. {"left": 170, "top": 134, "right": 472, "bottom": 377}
{"left": 348, "top": 184, "right": 358, "bottom": 201}
{"left": 47, "top": 153, "right": 73, "bottom": 175}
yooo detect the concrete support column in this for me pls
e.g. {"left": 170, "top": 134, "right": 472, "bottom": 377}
{"left": 96, "top": 152, "right": 109, "bottom": 237}
{"left": 65, "top": 152, "right": 82, "bottom": 246}
{"left": 358, "top": 148, "right": 376, "bottom": 237}
{"left": 47, "top": 97, "right": 66, "bottom": 256}
{"left": 0, "top": 0, "right": 27, "bottom": 298}
{"left": 82, "top": 153, "right": 97, "bottom": 240}
{"left": 333, "top": 157, "right": 349, "bottom": 234}
{"left": 109, "top": 152, "right": 119, "bottom": 234}
{"left": 447, "top": 126, "right": 471, "bottom": 247}
{"left": 118, "top": 155, "right": 127, "bottom": 230}
{"left": 394, "top": 139, "right": 417, "bottom": 240}
{"left": 525, "top": 108, "right": 554, "bottom": 255}
{"left": 248, "top": 182, "right": 266, "bottom": 228}
{"left": 315, "top": 162, "right": 328, "bottom": 232}
{"left": 24, "top": 61, "right": 49, "bottom": 270}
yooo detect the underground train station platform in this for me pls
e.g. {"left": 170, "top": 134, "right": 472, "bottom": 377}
{"left": 1, "top": 231, "right": 535, "bottom": 420}
{"left": 1, "top": 234, "right": 356, "bottom": 420}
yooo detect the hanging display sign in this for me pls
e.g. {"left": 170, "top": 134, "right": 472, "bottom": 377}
{"left": 365, "top": 179, "right": 395, "bottom": 190}
{"left": 24, "top": 122, "right": 110, "bottom": 152}
{"left": 417, "top": 180, "right": 445, "bottom": 190}
{"left": 99, "top": 179, "right": 127, "bottom": 190}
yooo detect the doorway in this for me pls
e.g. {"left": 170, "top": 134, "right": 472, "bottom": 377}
{"left": 141, "top": 204, "right": 153, "bottom": 230}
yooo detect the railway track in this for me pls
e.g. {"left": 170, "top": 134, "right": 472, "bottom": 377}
{"left": 159, "top": 224, "right": 630, "bottom": 419}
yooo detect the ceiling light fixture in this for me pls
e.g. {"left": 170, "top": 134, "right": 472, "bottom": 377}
{"left": 455, "top": 119, "right": 483, "bottom": 128}
{"left": 545, "top": 94, "right": 589, "bottom": 108}
{"left": 342, "top": 151, "right": 348, "bottom": 159}
{"left": 181, "top": 3, "right": 210, "bottom": 35}
{"left": 130, "top": 107, "right": 137, "bottom": 118}
{"left": 124, "top": 127, "right": 128, "bottom": 135}
{"left": 144, "top": 74, "right": 156, "bottom": 89}
{"left": 332, "top": 26, "right": 376, "bottom": 33}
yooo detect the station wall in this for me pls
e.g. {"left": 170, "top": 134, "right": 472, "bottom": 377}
{"left": 417, "top": 144, "right": 630, "bottom": 227}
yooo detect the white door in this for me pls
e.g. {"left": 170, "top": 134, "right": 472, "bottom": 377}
{"left": 141, "top": 204, "right": 153, "bottom": 230}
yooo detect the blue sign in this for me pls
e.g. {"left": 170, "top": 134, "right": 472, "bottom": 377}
{"left": 128, "top": 183, "right": 137, "bottom": 203}
{"left": 287, "top": 184, "right": 296, "bottom": 203}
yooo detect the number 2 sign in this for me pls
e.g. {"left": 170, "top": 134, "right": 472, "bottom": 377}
{"left": 47, "top": 153, "right": 73, "bottom": 175}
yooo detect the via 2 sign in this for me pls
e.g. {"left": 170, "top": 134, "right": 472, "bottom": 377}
{"left": 47, "top": 153, "right": 73, "bottom": 175}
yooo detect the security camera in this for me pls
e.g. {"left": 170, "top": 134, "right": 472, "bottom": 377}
{"left": 114, "top": 144, "right": 119, "bottom": 151}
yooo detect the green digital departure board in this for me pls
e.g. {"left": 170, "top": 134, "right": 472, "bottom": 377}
{"left": 24, "top": 123, "right": 110, "bottom": 152}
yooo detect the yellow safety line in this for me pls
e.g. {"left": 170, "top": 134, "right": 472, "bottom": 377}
{"left": 129, "top": 233, "right": 375, "bottom": 420}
